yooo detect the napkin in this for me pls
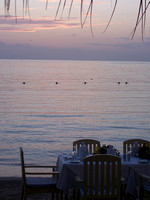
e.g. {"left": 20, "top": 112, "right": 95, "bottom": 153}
{"left": 77, "top": 142, "right": 89, "bottom": 160}
{"left": 107, "top": 145, "right": 116, "bottom": 155}
{"left": 131, "top": 142, "right": 139, "bottom": 157}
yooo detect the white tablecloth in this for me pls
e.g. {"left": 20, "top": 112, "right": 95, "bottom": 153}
{"left": 57, "top": 155, "right": 150, "bottom": 197}
{"left": 122, "top": 157, "right": 150, "bottom": 197}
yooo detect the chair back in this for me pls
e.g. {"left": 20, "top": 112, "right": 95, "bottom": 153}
{"left": 123, "top": 139, "right": 149, "bottom": 156}
{"left": 73, "top": 139, "right": 100, "bottom": 154}
{"left": 83, "top": 154, "right": 121, "bottom": 200}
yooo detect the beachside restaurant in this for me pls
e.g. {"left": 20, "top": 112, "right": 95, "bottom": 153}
{"left": 20, "top": 139, "right": 150, "bottom": 200}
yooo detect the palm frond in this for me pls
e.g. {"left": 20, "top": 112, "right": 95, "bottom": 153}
{"left": 80, "top": 0, "right": 84, "bottom": 28}
{"left": 68, "top": 0, "right": 74, "bottom": 20}
{"left": 103, "top": 0, "right": 118, "bottom": 33}
{"left": 60, "top": 0, "right": 67, "bottom": 19}
{"left": 55, "top": 0, "right": 62, "bottom": 19}
{"left": 129, "top": 0, "right": 150, "bottom": 40}
{"left": 5, "top": 0, "right": 10, "bottom": 13}
{"left": 82, "top": 0, "right": 94, "bottom": 37}
{"left": 46, "top": 0, "right": 49, "bottom": 10}
{"left": 3, "top": 0, "right": 150, "bottom": 39}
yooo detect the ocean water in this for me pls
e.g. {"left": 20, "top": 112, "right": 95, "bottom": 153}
{"left": 0, "top": 59, "right": 150, "bottom": 177}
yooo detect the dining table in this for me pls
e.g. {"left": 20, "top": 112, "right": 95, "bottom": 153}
{"left": 56, "top": 153, "right": 150, "bottom": 198}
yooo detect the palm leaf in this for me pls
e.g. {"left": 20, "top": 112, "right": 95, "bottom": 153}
{"left": 103, "top": 0, "right": 118, "bottom": 33}
{"left": 3, "top": 0, "right": 150, "bottom": 39}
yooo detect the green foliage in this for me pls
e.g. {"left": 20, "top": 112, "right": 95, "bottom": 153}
{"left": 94, "top": 144, "right": 120, "bottom": 156}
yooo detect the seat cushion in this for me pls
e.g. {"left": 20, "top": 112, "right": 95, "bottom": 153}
{"left": 26, "top": 177, "right": 57, "bottom": 187}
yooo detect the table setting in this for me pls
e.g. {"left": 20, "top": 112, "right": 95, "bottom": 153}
{"left": 57, "top": 142, "right": 119, "bottom": 190}
{"left": 56, "top": 141, "right": 150, "bottom": 198}
{"left": 59, "top": 142, "right": 89, "bottom": 162}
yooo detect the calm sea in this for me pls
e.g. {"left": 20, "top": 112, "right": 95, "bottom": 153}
{"left": 0, "top": 59, "right": 150, "bottom": 177}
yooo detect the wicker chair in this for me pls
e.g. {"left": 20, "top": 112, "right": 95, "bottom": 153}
{"left": 20, "top": 147, "right": 61, "bottom": 200}
{"left": 73, "top": 139, "right": 100, "bottom": 154}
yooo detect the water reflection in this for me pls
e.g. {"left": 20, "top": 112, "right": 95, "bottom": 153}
{"left": 0, "top": 60, "right": 150, "bottom": 176}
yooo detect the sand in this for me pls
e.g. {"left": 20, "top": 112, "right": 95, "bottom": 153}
{"left": 0, "top": 177, "right": 64, "bottom": 200}
{"left": 0, "top": 177, "right": 145, "bottom": 200}
{"left": 0, "top": 177, "right": 22, "bottom": 200}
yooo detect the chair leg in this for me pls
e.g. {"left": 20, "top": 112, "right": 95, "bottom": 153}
{"left": 56, "top": 191, "right": 59, "bottom": 200}
{"left": 121, "top": 183, "right": 127, "bottom": 200}
{"left": 21, "top": 186, "right": 24, "bottom": 200}
{"left": 76, "top": 189, "right": 80, "bottom": 200}
{"left": 139, "top": 189, "right": 143, "bottom": 200}
{"left": 23, "top": 193, "right": 27, "bottom": 200}
{"left": 22, "top": 187, "right": 27, "bottom": 200}
{"left": 52, "top": 192, "right": 54, "bottom": 200}
{"left": 72, "top": 189, "right": 76, "bottom": 200}
{"left": 60, "top": 190, "right": 64, "bottom": 200}
{"left": 65, "top": 193, "right": 68, "bottom": 200}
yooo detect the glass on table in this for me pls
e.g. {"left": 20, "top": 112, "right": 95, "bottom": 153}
{"left": 72, "top": 146, "right": 77, "bottom": 155}
{"left": 127, "top": 150, "right": 132, "bottom": 161}
{"left": 123, "top": 154, "right": 126, "bottom": 161}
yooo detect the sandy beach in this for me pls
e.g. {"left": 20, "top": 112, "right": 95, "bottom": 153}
{"left": 0, "top": 177, "right": 62, "bottom": 200}
{"left": 0, "top": 177, "right": 22, "bottom": 200}
{"left": 1, "top": 177, "right": 148, "bottom": 200}
{"left": 0, "top": 177, "right": 137, "bottom": 200}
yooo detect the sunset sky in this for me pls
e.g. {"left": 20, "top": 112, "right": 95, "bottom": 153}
{"left": 0, "top": 0, "right": 150, "bottom": 61}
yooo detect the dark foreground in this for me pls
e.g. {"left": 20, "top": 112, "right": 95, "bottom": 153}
{"left": 0, "top": 177, "right": 148, "bottom": 200}
{"left": 0, "top": 177, "right": 63, "bottom": 200}
{"left": 0, "top": 177, "right": 22, "bottom": 200}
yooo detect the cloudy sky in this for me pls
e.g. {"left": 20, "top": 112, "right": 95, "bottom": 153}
{"left": 0, "top": 0, "right": 150, "bottom": 61}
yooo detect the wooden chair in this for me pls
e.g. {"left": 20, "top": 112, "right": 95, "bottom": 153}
{"left": 20, "top": 147, "right": 61, "bottom": 200}
{"left": 76, "top": 154, "right": 121, "bottom": 200}
{"left": 123, "top": 139, "right": 149, "bottom": 156}
{"left": 137, "top": 172, "right": 150, "bottom": 200}
{"left": 73, "top": 139, "right": 100, "bottom": 154}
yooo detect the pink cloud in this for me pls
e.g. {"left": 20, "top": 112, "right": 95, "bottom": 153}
{"left": 0, "top": 15, "right": 81, "bottom": 32}
{"left": 0, "top": 27, "right": 36, "bottom": 32}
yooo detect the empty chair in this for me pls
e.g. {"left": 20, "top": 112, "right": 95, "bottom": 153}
{"left": 123, "top": 139, "right": 149, "bottom": 156}
{"left": 76, "top": 154, "right": 121, "bottom": 200}
{"left": 138, "top": 172, "right": 150, "bottom": 200}
{"left": 73, "top": 139, "right": 100, "bottom": 154}
{"left": 20, "top": 147, "right": 61, "bottom": 200}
